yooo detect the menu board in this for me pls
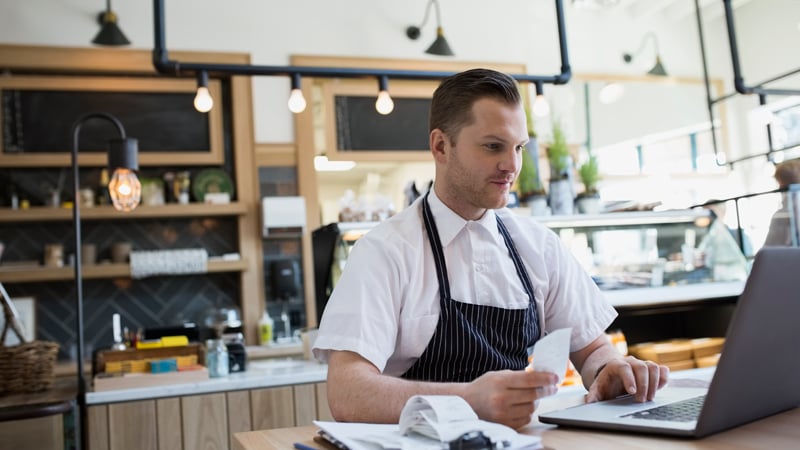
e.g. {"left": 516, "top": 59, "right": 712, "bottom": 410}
{"left": 334, "top": 95, "right": 430, "bottom": 152}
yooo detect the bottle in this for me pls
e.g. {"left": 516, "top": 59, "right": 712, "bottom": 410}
{"left": 259, "top": 310, "right": 274, "bottom": 346}
{"left": 97, "top": 168, "right": 110, "bottom": 206}
{"left": 8, "top": 183, "right": 19, "bottom": 210}
{"left": 206, "top": 338, "right": 229, "bottom": 378}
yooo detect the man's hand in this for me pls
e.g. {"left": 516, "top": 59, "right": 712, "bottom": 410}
{"left": 585, "top": 356, "right": 669, "bottom": 403}
{"left": 461, "top": 369, "right": 559, "bottom": 429}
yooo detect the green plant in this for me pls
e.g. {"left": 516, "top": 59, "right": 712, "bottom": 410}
{"left": 518, "top": 147, "right": 545, "bottom": 200}
{"left": 546, "top": 121, "right": 570, "bottom": 180}
{"left": 578, "top": 154, "right": 600, "bottom": 196}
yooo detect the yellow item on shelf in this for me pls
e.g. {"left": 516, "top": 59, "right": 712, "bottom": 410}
{"left": 136, "top": 339, "right": 163, "bottom": 350}
{"left": 160, "top": 335, "right": 189, "bottom": 347}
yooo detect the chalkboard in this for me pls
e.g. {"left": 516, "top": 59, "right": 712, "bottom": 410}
{"left": 2, "top": 90, "right": 210, "bottom": 153}
{"left": 334, "top": 96, "right": 430, "bottom": 151}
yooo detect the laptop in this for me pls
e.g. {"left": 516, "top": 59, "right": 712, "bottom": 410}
{"left": 539, "top": 247, "right": 800, "bottom": 438}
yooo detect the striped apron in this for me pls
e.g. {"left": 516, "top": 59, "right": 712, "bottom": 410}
{"left": 401, "top": 193, "right": 541, "bottom": 382}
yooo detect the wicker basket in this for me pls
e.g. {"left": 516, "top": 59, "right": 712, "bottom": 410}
{"left": 0, "top": 340, "right": 59, "bottom": 395}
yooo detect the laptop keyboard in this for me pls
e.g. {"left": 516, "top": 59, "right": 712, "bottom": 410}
{"left": 622, "top": 395, "right": 706, "bottom": 422}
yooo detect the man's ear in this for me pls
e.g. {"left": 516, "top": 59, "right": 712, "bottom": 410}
{"left": 430, "top": 129, "right": 448, "bottom": 162}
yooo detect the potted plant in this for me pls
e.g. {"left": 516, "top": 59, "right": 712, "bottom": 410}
{"left": 576, "top": 153, "right": 602, "bottom": 214}
{"left": 546, "top": 121, "right": 574, "bottom": 215}
{"left": 517, "top": 146, "right": 548, "bottom": 215}
{"left": 517, "top": 97, "right": 548, "bottom": 215}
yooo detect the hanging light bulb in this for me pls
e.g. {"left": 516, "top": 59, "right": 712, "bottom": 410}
{"left": 533, "top": 81, "right": 550, "bottom": 117}
{"left": 194, "top": 71, "right": 214, "bottom": 113}
{"left": 108, "top": 168, "right": 141, "bottom": 211}
{"left": 287, "top": 73, "right": 307, "bottom": 114}
{"left": 375, "top": 76, "right": 394, "bottom": 115}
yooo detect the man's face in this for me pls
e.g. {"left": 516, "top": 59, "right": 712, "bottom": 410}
{"left": 433, "top": 97, "right": 528, "bottom": 220}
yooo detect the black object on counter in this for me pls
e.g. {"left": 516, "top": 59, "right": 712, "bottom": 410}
{"left": 226, "top": 341, "right": 247, "bottom": 373}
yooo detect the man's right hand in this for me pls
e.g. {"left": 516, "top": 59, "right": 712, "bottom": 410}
{"left": 461, "top": 369, "right": 559, "bottom": 429}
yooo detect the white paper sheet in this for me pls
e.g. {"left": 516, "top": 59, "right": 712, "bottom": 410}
{"left": 531, "top": 327, "right": 571, "bottom": 383}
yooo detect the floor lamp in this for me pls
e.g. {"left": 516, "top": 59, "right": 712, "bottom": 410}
{"left": 71, "top": 112, "right": 140, "bottom": 450}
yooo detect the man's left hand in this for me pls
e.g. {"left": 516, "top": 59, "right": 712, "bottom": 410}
{"left": 585, "top": 356, "right": 669, "bottom": 403}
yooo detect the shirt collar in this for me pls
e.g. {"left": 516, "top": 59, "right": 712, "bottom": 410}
{"left": 427, "top": 189, "right": 500, "bottom": 247}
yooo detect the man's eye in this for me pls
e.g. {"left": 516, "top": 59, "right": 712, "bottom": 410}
{"left": 516, "top": 145, "right": 526, "bottom": 152}
{"left": 485, "top": 143, "right": 502, "bottom": 151}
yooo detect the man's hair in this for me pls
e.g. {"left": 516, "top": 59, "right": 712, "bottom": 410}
{"left": 429, "top": 68, "right": 522, "bottom": 143}
{"left": 774, "top": 159, "right": 800, "bottom": 188}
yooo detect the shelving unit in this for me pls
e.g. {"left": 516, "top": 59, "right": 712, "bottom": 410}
{"left": 0, "top": 44, "right": 265, "bottom": 346}
{"left": 0, "top": 203, "right": 247, "bottom": 223}
{"left": 0, "top": 259, "right": 249, "bottom": 283}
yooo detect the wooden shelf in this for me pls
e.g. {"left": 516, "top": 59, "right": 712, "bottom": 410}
{"left": 0, "top": 259, "right": 249, "bottom": 283}
{"left": 0, "top": 203, "right": 248, "bottom": 223}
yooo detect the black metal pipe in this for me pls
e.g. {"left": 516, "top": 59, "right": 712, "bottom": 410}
{"left": 151, "top": 0, "right": 571, "bottom": 85}
{"left": 695, "top": 0, "right": 722, "bottom": 166}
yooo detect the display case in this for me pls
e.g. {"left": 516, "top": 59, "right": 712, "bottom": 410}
{"left": 535, "top": 209, "right": 748, "bottom": 309}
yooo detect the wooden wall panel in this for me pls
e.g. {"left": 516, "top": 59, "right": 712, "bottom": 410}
{"left": 227, "top": 390, "right": 252, "bottom": 450}
{"left": 108, "top": 400, "right": 157, "bottom": 450}
{"left": 156, "top": 397, "right": 183, "bottom": 450}
{"left": 181, "top": 393, "right": 228, "bottom": 450}
{"left": 250, "top": 386, "right": 295, "bottom": 430}
{"left": 293, "top": 384, "right": 316, "bottom": 426}
{"left": 0, "top": 415, "right": 64, "bottom": 450}
{"left": 87, "top": 405, "right": 110, "bottom": 450}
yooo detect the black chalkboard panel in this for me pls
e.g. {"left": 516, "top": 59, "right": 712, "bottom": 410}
{"left": 334, "top": 96, "right": 430, "bottom": 151}
{"left": 2, "top": 90, "right": 210, "bottom": 153}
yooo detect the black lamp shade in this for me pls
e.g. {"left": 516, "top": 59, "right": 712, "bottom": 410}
{"left": 92, "top": 12, "right": 130, "bottom": 46}
{"left": 425, "top": 27, "right": 454, "bottom": 56}
{"left": 107, "top": 138, "right": 139, "bottom": 171}
{"left": 648, "top": 57, "right": 668, "bottom": 76}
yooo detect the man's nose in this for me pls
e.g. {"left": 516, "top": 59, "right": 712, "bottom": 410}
{"left": 499, "top": 149, "right": 520, "bottom": 173}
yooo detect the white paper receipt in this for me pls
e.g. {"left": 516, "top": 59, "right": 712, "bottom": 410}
{"left": 529, "top": 327, "right": 571, "bottom": 383}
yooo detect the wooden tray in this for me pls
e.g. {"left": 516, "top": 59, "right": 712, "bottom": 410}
{"left": 93, "top": 343, "right": 203, "bottom": 375}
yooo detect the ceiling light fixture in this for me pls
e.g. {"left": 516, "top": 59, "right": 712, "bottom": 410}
{"left": 151, "top": 0, "right": 573, "bottom": 118}
{"left": 623, "top": 31, "right": 668, "bottom": 77}
{"left": 533, "top": 81, "right": 551, "bottom": 117}
{"left": 287, "top": 73, "right": 307, "bottom": 114}
{"left": 193, "top": 70, "right": 214, "bottom": 113}
{"left": 405, "top": 0, "right": 455, "bottom": 56}
{"left": 375, "top": 76, "right": 395, "bottom": 115}
{"left": 92, "top": 0, "right": 130, "bottom": 46}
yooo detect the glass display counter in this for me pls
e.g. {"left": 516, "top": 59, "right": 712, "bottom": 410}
{"left": 535, "top": 209, "right": 749, "bottom": 308}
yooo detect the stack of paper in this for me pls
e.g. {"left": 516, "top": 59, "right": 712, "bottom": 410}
{"left": 315, "top": 395, "right": 541, "bottom": 449}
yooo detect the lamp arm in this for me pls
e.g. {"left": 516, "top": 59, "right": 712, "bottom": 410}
{"left": 415, "top": 0, "right": 436, "bottom": 29}
{"left": 70, "top": 111, "right": 128, "bottom": 450}
{"left": 627, "top": 31, "right": 659, "bottom": 60}
{"left": 432, "top": 0, "right": 443, "bottom": 28}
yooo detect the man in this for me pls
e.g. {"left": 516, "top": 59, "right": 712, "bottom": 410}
{"left": 312, "top": 68, "right": 668, "bottom": 429}
{"left": 764, "top": 158, "right": 800, "bottom": 246}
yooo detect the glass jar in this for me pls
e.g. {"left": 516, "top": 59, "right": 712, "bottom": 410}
{"left": 206, "top": 338, "right": 229, "bottom": 378}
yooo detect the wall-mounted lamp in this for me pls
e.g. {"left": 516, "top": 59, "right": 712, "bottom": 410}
{"left": 193, "top": 70, "right": 214, "bottom": 113}
{"left": 71, "top": 112, "right": 139, "bottom": 449}
{"left": 92, "top": 0, "right": 130, "bottom": 46}
{"left": 405, "top": 0, "right": 455, "bottom": 56}
{"left": 533, "top": 81, "right": 551, "bottom": 117}
{"left": 287, "top": 73, "right": 307, "bottom": 114}
{"left": 375, "top": 76, "right": 395, "bottom": 115}
{"left": 623, "top": 31, "right": 667, "bottom": 76}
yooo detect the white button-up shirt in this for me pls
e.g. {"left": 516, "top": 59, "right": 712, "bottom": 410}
{"left": 313, "top": 190, "right": 617, "bottom": 376}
